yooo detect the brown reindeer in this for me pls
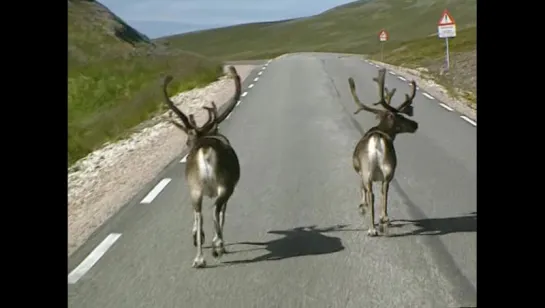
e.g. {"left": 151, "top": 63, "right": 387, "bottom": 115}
{"left": 348, "top": 68, "right": 418, "bottom": 236}
{"left": 162, "top": 66, "right": 241, "bottom": 268}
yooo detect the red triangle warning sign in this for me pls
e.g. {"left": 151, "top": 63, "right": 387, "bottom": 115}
{"left": 438, "top": 10, "right": 455, "bottom": 25}
{"left": 378, "top": 29, "right": 388, "bottom": 41}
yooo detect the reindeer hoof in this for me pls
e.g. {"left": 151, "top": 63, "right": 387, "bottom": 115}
{"left": 378, "top": 217, "right": 390, "bottom": 235}
{"left": 359, "top": 203, "right": 367, "bottom": 216}
{"left": 212, "top": 246, "right": 226, "bottom": 259}
{"left": 367, "top": 228, "right": 379, "bottom": 237}
{"left": 378, "top": 223, "right": 389, "bottom": 235}
{"left": 379, "top": 217, "right": 391, "bottom": 225}
{"left": 212, "top": 238, "right": 226, "bottom": 259}
{"left": 192, "top": 256, "right": 206, "bottom": 268}
{"left": 193, "top": 232, "right": 205, "bottom": 247}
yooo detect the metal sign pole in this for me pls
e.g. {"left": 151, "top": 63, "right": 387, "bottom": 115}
{"left": 445, "top": 37, "right": 450, "bottom": 71}
{"left": 381, "top": 42, "right": 384, "bottom": 62}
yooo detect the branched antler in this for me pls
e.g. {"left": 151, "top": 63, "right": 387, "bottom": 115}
{"left": 350, "top": 69, "right": 416, "bottom": 116}
{"left": 162, "top": 76, "right": 193, "bottom": 132}
{"left": 374, "top": 87, "right": 396, "bottom": 105}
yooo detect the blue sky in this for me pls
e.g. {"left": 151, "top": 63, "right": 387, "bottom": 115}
{"left": 101, "top": 0, "right": 356, "bottom": 39}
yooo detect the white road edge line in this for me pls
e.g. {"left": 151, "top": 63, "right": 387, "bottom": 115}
{"left": 140, "top": 178, "right": 172, "bottom": 204}
{"left": 241, "top": 91, "right": 248, "bottom": 97}
{"left": 180, "top": 154, "right": 187, "bottom": 163}
{"left": 248, "top": 84, "right": 254, "bottom": 88}
{"left": 398, "top": 76, "right": 407, "bottom": 81}
{"left": 439, "top": 103, "right": 454, "bottom": 111}
{"left": 253, "top": 77, "right": 259, "bottom": 82}
{"left": 460, "top": 116, "right": 477, "bottom": 126}
{"left": 68, "top": 233, "right": 122, "bottom": 284}
{"left": 226, "top": 113, "right": 232, "bottom": 120}
{"left": 258, "top": 71, "right": 263, "bottom": 76}
{"left": 236, "top": 100, "right": 241, "bottom": 106}
{"left": 422, "top": 93, "right": 435, "bottom": 100}
{"left": 388, "top": 71, "right": 396, "bottom": 76}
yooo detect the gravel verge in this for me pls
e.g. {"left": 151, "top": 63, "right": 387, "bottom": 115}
{"left": 68, "top": 65, "right": 255, "bottom": 256}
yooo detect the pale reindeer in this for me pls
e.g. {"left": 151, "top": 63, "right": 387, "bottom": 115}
{"left": 348, "top": 68, "right": 418, "bottom": 236}
{"left": 162, "top": 66, "right": 241, "bottom": 268}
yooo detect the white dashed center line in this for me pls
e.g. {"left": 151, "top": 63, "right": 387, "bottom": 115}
{"left": 241, "top": 91, "right": 248, "bottom": 97}
{"left": 258, "top": 71, "right": 263, "bottom": 76}
{"left": 236, "top": 100, "right": 241, "bottom": 106}
{"left": 254, "top": 77, "right": 259, "bottom": 82}
{"left": 68, "top": 233, "right": 122, "bottom": 284}
{"left": 398, "top": 76, "right": 407, "bottom": 81}
{"left": 140, "top": 178, "right": 171, "bottom": 204}
{"left": 248, "top": 84, "right": 254, "bottom": 88}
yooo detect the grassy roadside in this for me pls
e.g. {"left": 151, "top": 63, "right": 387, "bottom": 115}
{"left": 68, "top": 0, "right": 223, "bottom": 166}
{"left": 369, "top": 26, "right": 476, "bottom": 106}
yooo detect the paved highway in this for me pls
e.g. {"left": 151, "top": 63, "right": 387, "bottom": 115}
{"left": 68, "top": 53, "right": 476, "bottom": 308}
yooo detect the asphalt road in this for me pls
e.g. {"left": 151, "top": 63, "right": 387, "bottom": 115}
{"left": 68, "top": 52, "right": 476, "bottom": 308}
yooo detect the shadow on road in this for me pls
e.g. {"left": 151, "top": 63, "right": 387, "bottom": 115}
{"left": 222, "top": 224, "right": 348, "bottom": 265}
{"left": 317, "top": 212, "right": 477, "bottom": 238}
{"left": 388, "top": 211, "right": 477, "bottom": 237}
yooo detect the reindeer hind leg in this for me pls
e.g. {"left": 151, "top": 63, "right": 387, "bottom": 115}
{"left": 359, "top": 178, "right": 368, "bottom": 216}
{"left": 212, "top": 186, "right": 233, "bottom": 259}
{"left": 378, "top": 181, "right": 391, "bottom": 235}
{"left": 365, "top": 181, "right": 378, "bottom": 237}
{"left": 190, "top": 189, "right": 206, "bottom": 268}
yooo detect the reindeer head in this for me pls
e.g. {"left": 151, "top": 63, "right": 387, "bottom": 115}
{"left": 161, "top": 66, "right": 241, "bottom": 148}
{"left": 348, "top": 68, "right": 418, "bottom": 135}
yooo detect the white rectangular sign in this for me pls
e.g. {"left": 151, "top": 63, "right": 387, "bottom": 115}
{"left": 438, "top": 24, "right": 456, "bottom": 38}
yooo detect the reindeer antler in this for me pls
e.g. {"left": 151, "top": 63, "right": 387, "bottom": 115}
{"left": 215, "top": 66, "right": 241, "bottom": 123}
{"left": 395, "top": 81, "right": 416, "bottom": 116}
{"left": 162, "top": 66, "right": 245, "bottom": 136}
{"left": 162, "top": 75, "right": 193, "bottom": 132}
{"left": 350, "top": 69, "right": 400, "bottom": 115}
{"left": 348, "top": 77, "right": 383, "bottom": 115}
{"left": 373, "top": 87, "right": 396, "bottom": 105}
{"left": 196, "top": 102, "right": 219, "bottom": 134}
{"left": 366, "top": 69, "right": 416, "bottom": 116}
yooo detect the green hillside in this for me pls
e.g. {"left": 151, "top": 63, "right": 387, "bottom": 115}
{"left": 157, "top": 0, "right": 476, "bottom": 61}
{"left": 68, "top": 0, "right": 222, "bottom": 166}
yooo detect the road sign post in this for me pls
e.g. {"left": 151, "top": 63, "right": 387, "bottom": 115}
{"left": 378, "top": 29, "right": 388, "bottom": 61}
{"left": 437, "top": 9, "right": 456, "bottom": 71}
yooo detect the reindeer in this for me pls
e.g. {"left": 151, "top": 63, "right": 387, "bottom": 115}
{"left": 162, "top": 66, "right": 241, "bottom": 268}
{"left": 348, "top": 68, "right": 418, "bottom": 236}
